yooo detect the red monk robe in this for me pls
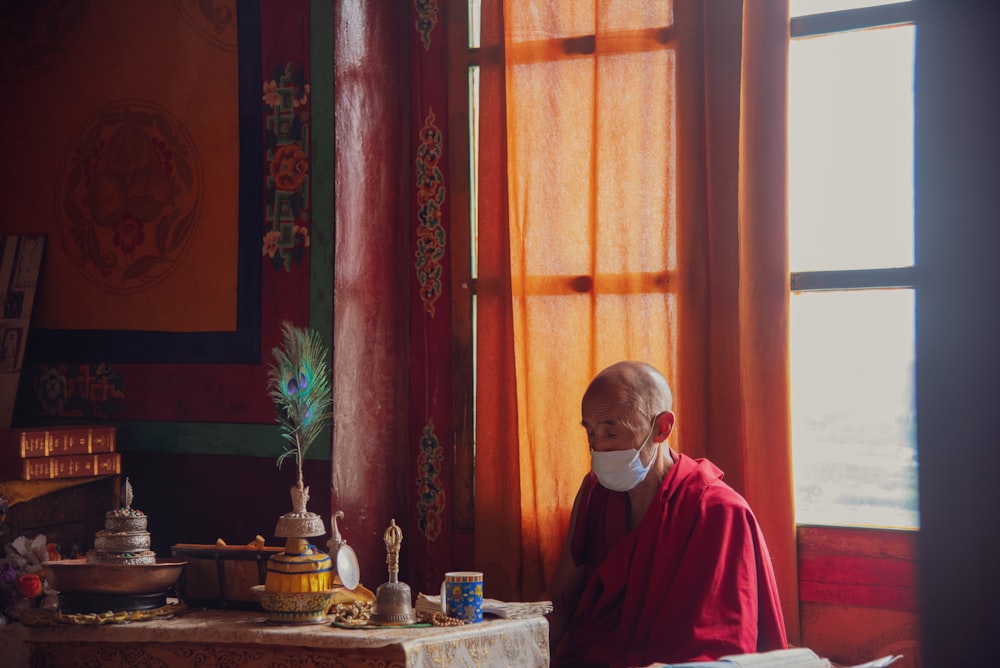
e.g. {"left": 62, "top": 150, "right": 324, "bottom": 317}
{"left": 556, "top": 450, "right": 787, "bottom": 667}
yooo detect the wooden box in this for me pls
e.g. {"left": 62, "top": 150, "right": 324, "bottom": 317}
{"left": 170, "top": 543, "right": 282, "bottom": 609}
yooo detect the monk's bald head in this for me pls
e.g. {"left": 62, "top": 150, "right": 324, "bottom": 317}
{"left": 582, "top": 361, "right": 673, "bottom": 432}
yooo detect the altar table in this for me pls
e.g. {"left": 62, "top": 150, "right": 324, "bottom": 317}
{"left": 3, "top": 607, "right": 550, "bottom": 667}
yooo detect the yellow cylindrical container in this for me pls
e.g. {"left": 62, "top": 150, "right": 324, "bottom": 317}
{"left": 264, "top": 537, "right": 332, "bottom": 593}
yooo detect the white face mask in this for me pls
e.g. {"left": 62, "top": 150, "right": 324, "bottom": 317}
{"left": 590, "top": 418, "right": 657, "bottom": 492}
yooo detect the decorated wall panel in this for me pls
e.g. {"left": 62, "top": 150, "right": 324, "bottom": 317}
{"left": 0, "top": 0, "right": 461, "bottom": 597}
{"left": 0, "top": 0, "right": 334, "bottom": 557}
{"left": 406, "top": 0, "right": 457, "bottom": 595}
{"left": 2, "top": 0, "right": 321, "bottom": 445}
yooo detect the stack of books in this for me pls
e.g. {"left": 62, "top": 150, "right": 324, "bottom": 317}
{"left": 0, "top": 425, "right": 119, "bottom": 481}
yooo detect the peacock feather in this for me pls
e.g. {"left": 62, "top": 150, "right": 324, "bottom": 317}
{"left": 266, "top": 321, "right": 333, "bottom": 488}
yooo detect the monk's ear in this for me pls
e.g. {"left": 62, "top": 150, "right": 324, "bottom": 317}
{"left": 654, "top": 411, "right": 675, "bottom": 442}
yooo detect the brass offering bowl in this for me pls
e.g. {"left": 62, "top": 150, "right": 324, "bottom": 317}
{"left": 42, "top": 558, "right": 187, "bottom": 595}
{"left": 251, "top": 585, "right": 337, "bottom": 624}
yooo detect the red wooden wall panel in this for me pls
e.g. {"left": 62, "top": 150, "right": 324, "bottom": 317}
{"left": 798, "top": 526, "right": 921, "bottom": 667}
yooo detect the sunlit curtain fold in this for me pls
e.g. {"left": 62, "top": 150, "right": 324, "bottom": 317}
{"left": 475, "top": 0, "right": 798, "bottom": 641}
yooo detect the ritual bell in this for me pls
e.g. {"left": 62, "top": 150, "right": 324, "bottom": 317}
{"left": 368, "top": 518, "right": 418, "bottom": 626}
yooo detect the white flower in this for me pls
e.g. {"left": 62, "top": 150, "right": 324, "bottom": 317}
{"left": 7, "top": 535, "right": 47, "bottom": 573}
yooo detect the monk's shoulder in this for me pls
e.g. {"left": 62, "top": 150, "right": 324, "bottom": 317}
{"left": 670, "top": 456, "right": 752, "bottom": 514}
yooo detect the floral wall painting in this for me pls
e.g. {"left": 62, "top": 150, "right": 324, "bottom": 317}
{"left": 416, "top": 419, "right": 445, "bottom": 541}
{"left": 56, "top": 99, "right": 202, "bottom": 296}
{"left": 263, "top": 61, "right": 312, "bottom": 273}
{"left": 406, "top": 0, "right": 456, "bottom": 588}
{"left": 12, "top": 0, "right": 320, "bottom": 430}
{"left": 8, "top": 0, "right": 263, "bottom": 366}
{"left": 414, "top": 0, "right": 440, "bottom": 51}
{"left": 34, "top": 362, "right": 125, "bottom": 419}
{"left": 10, "top": 0, "right": 243, "bottom": 335}
{"left": 8, "top": 0, "right": 288, "bottom": 426}
{"left": 415, "top": 107, "right": 446, "bottom": 316}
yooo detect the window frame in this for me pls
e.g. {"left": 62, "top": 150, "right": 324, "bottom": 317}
{"left": 447, "top": 1, "right": 486, "bottom": 533}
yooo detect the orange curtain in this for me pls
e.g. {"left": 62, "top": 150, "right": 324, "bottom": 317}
{"left": 475, "top": 0, "right": 798, "bottom": 641}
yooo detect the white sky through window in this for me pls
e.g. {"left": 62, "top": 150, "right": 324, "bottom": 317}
{"left": 789, "top": 16, "right": 917, "bottom": 529}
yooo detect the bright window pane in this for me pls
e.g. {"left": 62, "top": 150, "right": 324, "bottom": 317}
{"left": 469, "top": 0, "right": 481, "bottom": 49}
{"left": 789, "top": 25, "right": 914, "bottom": 272}
{"left": 469, "top": 65, "right": 480, "bottom": 279}
{"left": 791, "top": 289, "right": 918, "bottom": 529}
{"left": 790, "top": 0, "right": 910, "bottom": 18}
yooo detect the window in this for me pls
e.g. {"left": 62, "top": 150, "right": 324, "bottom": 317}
{"left": 788, "top": 0, "right": 918, "bottom": 528}
{"left": 457, "top": 0, "right": 914, "bottom": 536}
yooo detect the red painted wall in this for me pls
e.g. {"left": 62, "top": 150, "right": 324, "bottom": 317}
{"left": 123, "top": 452, "right": 331, "bottom": 560}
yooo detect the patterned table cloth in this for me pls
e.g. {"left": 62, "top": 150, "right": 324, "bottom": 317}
{"left": 3, "top": 607, "right": 550, "bottom": 667}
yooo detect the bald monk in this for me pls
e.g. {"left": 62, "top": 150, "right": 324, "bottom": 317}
{"left": 547, "top": 361, "right": 787, "bottom": 667}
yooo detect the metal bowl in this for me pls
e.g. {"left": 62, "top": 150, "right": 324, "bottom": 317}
{"left": 42, "top": 558, "right": 187, "bottom": 595}
{"left": 251, "top": 585, "right": 336, "bottom": 624}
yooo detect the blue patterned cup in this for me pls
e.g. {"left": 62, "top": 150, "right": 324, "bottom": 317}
{"left": 442, "top": 571, "right": 484, "bottom": 623}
